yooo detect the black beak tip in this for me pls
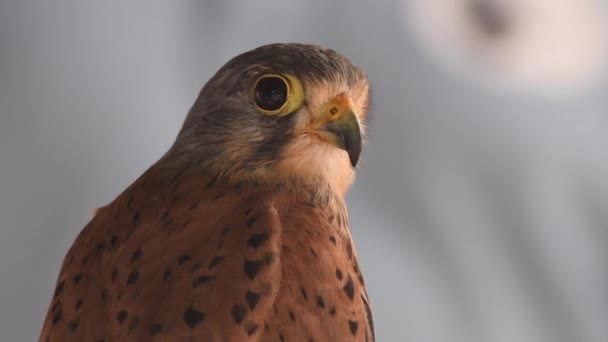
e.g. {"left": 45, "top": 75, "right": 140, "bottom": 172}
{"left": 349, "top": 154, "right": 359, "bottom": 167}
{"left": 346, "top": 142, "right": 362, "bottom": 167}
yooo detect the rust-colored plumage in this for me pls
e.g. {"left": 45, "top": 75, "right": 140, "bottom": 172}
{"left": 40, "top": 43, "right": 373, "bottom": 341}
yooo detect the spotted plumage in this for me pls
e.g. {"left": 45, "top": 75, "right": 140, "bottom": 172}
{"left": 40, "top": 43, "right": 374, "bottom": 341}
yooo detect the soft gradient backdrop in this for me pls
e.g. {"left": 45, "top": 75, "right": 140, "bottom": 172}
{"left": 1, "top": 1, "right": 607, "bottom": 341}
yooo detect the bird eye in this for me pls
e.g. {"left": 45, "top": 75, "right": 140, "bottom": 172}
{"left": 254, "top": 75, "right": 289, "bottom": 112}
{"left": 251, "top": 73, "right": 305, "bottom": 116}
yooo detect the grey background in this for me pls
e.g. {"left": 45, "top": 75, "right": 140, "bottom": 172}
{"left": 1, "top": 1, "right": 607, "bottom": 341}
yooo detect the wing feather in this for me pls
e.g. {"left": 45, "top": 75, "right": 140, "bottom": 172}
{"left": 40, "top": 170, "right": 283, "bottom": 341}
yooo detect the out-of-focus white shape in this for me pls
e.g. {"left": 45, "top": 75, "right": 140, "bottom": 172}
{"left": 406, "top": 0, "right": 608, "bottom": 94}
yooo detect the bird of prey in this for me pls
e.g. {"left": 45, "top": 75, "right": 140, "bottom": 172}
{"left": 40, "top": 43, "right": 374, "bottom": 341}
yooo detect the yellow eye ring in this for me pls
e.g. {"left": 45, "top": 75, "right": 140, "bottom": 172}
{"left": 252, "top": 73, "right": 304, "bottom": 116}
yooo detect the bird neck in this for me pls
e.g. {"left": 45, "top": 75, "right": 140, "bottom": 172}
{"left": 154, "top": 151, "right": 347, "bottom": 208}
{"left": 159, "top": 139, "right": 353, "bottom": 207}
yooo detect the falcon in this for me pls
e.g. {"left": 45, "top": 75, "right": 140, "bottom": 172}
{"left": 40, "top": 43, "right": 374, "bottom": 341}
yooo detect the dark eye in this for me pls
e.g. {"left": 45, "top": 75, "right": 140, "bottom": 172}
{"left": 254, "top": 76, "right": 288, "bottom": 111}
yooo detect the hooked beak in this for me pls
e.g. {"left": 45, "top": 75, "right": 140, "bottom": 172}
{"left": 308, "top": 94, "right": 362, "bottom": 167}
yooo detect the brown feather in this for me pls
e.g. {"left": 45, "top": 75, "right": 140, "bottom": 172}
{"left": 40, "top": 43, "right": 373, "bottom": 341}
{"left": 40, "top": 167, "right": 372, "bottom": 341}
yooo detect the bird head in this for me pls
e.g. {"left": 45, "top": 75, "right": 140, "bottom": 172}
{"left": 171, "top": 43, "right": 370, "bottom": 196}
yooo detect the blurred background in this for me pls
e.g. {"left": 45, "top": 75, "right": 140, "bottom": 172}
{"left": 1, "top": 1, "right": 607, "bottom": 341}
